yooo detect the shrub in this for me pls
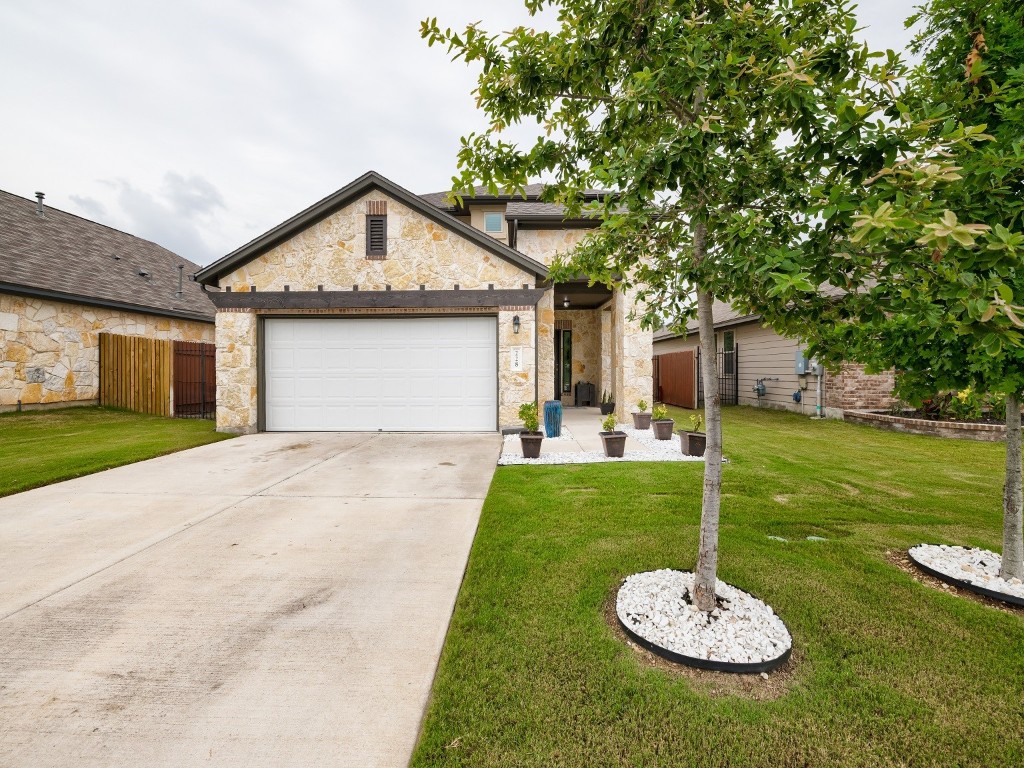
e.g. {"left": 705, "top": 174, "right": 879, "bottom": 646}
{"left": 601, "top": 413, "right": 617, "bottom": 432}
{"left": 518, "top": 402, "right": 540, "bottom": 433}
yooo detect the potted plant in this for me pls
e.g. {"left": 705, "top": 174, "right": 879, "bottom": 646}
{"left": 599, "top": 413, "right": 627, "bottom": 458}
{"left": 651, "top": 403, "right": 674, "bottom": 440}
{"left": 679, "top": 413, "right": 706, "bottom": 456}
{"left": 600, "top": 389, "right": 616, "bottom": 415}
{"left": 518, "top": 402, "right": 544, "bottom": 459}
{"left": 632, "top": 399, "right": 652, "bottom": 430}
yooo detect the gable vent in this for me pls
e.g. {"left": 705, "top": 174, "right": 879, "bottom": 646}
{"left": 366, "top": 212, "right": 387, "bottom": 258}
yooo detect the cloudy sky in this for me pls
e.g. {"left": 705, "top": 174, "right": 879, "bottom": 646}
{"left": 1, "top": 1, "right": 920, "bottom": 267}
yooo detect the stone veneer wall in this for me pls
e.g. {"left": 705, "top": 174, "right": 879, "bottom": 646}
{"left": 517, "top": 228, "right": 653, "bottom": 415}
{"left": 516, "top": 228, "right": 593, "bottom": 267}
{"left": 555, "top": 309, "right": 601, "bottom": 405}
{"left": 0, "top": 293, "right": 212, "bottom": 409}
{"left": 213, "top": 190, "right": 542, "bottom": 433}
{"left": 600, "top": 310, "right": 612, "bottom": 403}
{"left": 499, "top": 307, "right": 537, "bottom": 425}
{"left": 215, "top": 309, "right": 258, "bottom": 433}
{"left": 536, "top": 291, "right": 555, "bottom": 403}
{"left": 824, "top": 363, "right": 898, "bottom": 412}
{"left": 219, "top": 192, "right": 532, "bottom": 292}
{"left": 613, "top": 286, "right": 653, "bottom": 421}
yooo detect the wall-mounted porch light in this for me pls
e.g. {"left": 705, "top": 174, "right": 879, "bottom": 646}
{"left": 562, "top": 296, "right": 570, "bottom": 308}
{"left": 512, "top": 315, "right": 521, "bottom": 334}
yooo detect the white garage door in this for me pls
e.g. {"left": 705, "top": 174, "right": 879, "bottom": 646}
{"left": 264, "top": 317, "right": 497, "bottom": 432}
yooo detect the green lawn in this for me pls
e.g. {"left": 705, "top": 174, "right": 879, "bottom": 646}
{"left": 413, "top": 406, "right": 1024, "bottom": 767}
{"left": 0, "top": 406, "right": 232, "bottom": 497}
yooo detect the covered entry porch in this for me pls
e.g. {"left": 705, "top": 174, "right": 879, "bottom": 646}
{"left": 538, "top": 280, "right": 652, "bottom": 419}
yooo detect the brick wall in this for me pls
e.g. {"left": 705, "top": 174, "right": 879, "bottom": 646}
{"left": 825, "top": 363, "right": 897, "bottom": 411}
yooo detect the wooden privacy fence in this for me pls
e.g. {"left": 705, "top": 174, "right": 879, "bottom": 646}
{"left": 655, "top": 349, "right": 697, "bottom": 409}
{"left": 99, "top": 333, "right": 216, "bottom": 418}
{"left": 99, "top": 333, "right": 173, "bottom": 416}
{"left": 172, "top": 340, "right": 216, "bottom": 419}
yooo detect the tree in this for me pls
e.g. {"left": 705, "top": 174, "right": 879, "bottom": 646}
{"left": 755, "top": 0, "right": 1024, "bottom": 578}
{"left": 423, "top": 0, "right": 905, "bottom": 609}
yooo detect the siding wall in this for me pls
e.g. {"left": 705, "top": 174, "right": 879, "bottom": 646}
{"left": 654, "top": 321, "right": 825, "bottom": 415}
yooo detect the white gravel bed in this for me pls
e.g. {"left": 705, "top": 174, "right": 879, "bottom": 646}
{"left": 498, "top": 423, "right": 708, "bottom": 465}
{"left": 616, "top": 569, "right": 792, "bottom": 666}
{"left": 499, "top": 450, "right": 704, "bottom": 466}
{"left": 503, "top": 424, "right": 578, "bottom": 443}
{"left": 908, "top": 544, "right": 1024, "bottom": 600}
{"left": 619, "top": 424, "right": 686, "bottom": 454}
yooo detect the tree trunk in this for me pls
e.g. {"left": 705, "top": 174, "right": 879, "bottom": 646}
{"left": 692, "top": 225, "right": 722, "bottom": 612}
{"left": 1001, "top": 393, "right": 1024, "bottom": 580}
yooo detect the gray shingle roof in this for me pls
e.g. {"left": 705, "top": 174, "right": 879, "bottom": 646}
{"left": 419, "top": 183, "right": 549, "bottom": 211}
{"left": 420, "top": 183, "right": 608, "bottom": 213}
{"left": 654, "top": 300, "right": 759, "bottom": 341}
{"left": 0, "top": 190, "right": 214, "bottom": 322}
{"left": 505, "top": 200, "right": 604, "bottom": 220}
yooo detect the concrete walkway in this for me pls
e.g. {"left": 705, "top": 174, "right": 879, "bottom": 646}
{"left": 0, "top": 431, "right": 500, "bottom": 767}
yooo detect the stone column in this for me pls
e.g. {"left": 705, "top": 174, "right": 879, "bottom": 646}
{"left": 536, "top": 290, "right": 555, "bottom": 405}
{"left": 613, "top": 286, "right": 653, "bottom": 421}
{"left": 216, "top": 309, "right": 258, "bottom": 434}
{"left": 498, "top": 307, "right": 536, "bottom": 427}
{"left": 600, "top": 307, "right": 612, "bottom": 402}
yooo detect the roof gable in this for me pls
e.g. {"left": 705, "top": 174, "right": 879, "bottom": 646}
{"left": 197, "top": 171, "right": 549, "bottom": 284}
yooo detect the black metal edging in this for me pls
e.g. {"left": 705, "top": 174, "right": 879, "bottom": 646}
{"left": 615, "top": 575, "right": 792, "bottom": 674}
{"left": 907, "top": 548, "right": 1024, "bottom": 608}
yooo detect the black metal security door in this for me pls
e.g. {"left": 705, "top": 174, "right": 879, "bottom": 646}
{"left": 696, "top": 344, "right": 739, "bottom": 407}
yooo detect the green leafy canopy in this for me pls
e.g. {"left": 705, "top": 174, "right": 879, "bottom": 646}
{"left": 422, "top": 0, "right": 911, "bottom": 334}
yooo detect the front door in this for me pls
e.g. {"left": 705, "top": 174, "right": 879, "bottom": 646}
{"left": 553, "top": 329, "right": 572, "bottom": 401}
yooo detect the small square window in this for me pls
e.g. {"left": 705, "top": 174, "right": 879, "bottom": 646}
{"left": 484, "top": 212, "right": 503, "bottom": 233}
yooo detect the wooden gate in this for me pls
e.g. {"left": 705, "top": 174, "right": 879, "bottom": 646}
{"left": 172, "top": 341, "right": 216, "bottom": 419}
{"left": 655, "top": 350, "right": 697, "bottom": 409}
{"left": 99, "top": 333, "right": 173, "bottom": 416}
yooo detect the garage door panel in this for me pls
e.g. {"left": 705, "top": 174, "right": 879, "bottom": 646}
{"left": 265, "top": 317, "right": 497, "bottom": 432}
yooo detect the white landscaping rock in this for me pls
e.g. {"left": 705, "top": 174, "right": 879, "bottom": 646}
{"left": 908, "top": 544, "right": 1024, "bottom": 601}
{"left": 498, "top": 423, "right": 707, "bottom": 465}
{"left": 616, "top": 569, "right": 792, "bottom": 666}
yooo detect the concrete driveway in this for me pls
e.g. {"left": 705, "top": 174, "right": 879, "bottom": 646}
{"left": 0, "top": 431, "right": 500, "bottom": 767}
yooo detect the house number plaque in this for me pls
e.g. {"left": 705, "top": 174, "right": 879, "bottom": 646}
{"left": 510, "top": 347, "right": 524, "bottom": 372}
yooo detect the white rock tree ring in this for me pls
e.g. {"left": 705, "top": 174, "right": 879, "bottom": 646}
{"left": 616, "top": 570, "right": 792, "bottom": 674}
{"left": 908, "top": 544, "right": 1024, "bottom": 607}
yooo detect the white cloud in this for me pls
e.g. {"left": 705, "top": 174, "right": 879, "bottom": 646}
{"left": 0, "top": 0, "right": 922, "bottom": 266}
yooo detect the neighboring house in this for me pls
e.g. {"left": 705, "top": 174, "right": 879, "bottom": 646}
{"left": 0, "top": 190, "right": 215, "bottom": 411}
{"left": 195, "top": 171, "right": 651, "bottom": 434}
{"left": 653, "top": 300, "right": 896, "bottom": 418}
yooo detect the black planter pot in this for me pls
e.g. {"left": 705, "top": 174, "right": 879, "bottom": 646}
{"left": 680, "top": 431, "right": 706, "bottom": 457}
{"left": 600, "top": 402, "right": 616, "bottom": 415}
{"left": 600, "top": 431, "right": 627, "bottom": 458}
{"left": 632, "top": 412, "right": 652, "bottom": 430}
{"left": 652, "top": 419, "right": 675, "bottom": 440}
{"left": 520, "top": 432, "right": 544, "bottom": 459}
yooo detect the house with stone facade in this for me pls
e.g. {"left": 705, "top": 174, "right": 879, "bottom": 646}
{"left": 653, "top": 299, "right": 896, "bottom": 418}
{"left": 195, "top": 171, "right": 651, "bottom": 434}
{"left": 0, "top": 189, "right": 215, "bottom": 411}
